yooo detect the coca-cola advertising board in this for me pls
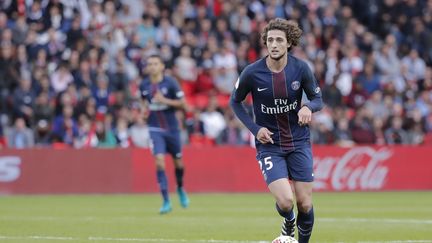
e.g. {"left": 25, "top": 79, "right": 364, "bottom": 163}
{"left": 0, "top": 146, "right": 431, "bottom": 194}
{"left": 313, "top": 146, "right": 431, "bottom": 191}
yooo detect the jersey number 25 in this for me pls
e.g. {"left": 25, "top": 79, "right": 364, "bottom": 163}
{"left": 258, "top": 156, "right": 273, "bottom": 175}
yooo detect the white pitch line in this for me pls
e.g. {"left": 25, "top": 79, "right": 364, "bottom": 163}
{"left": 1, "top": 216, "right": 431, "bottom": 225}
{"left": 360, "top": 241, "right": 432, "bottom": 243}
{"left": 0, "top": 236, "right": 269, "bottom": 243}
{"left": 89, "top": 237, "right": 269, "bottom": 242}
{"left": 0, "top": 235, "right": 76, "bottom": 241}
{"left": 319, "top": 218, "right": 432, "bottom": 224}
{"left": 0, "top": 235, "right": 431, "bottom": 243}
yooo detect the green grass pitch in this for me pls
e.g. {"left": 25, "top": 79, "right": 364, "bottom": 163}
{"left": 0, "top": 192, "right": 431, "bottom": 243}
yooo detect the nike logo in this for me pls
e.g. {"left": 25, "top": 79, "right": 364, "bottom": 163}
{"left": 257, "top": 87, "right": 268, "bottom": 92}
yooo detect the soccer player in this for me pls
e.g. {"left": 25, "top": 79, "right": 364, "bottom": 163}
{"left": 230, "top": 18, "right": 323, "bottom": 243}
{"left": 140, "top": 54, "right": 190, "bottom": 214}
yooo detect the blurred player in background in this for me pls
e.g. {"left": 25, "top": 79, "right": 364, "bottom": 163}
{"left": 230, "top": 18, "right": 323, "bottom": 242}
{"left": 140, "top": 54, "right": 190, "bottom": 214}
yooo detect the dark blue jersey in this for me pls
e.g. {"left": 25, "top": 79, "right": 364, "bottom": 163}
{"left": 230, "top": 55, "right": 323, "bottom": 152}
{"left": 140, "top": 76, "right": 184, "bottom": 131}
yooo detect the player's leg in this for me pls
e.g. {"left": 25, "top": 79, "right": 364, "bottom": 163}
{"left": 293, "top": 181, "right": 314, "bottom": 243}
{"left": 172, "top": 156, "right": 189, "bottom": 208}
{"left": 155, "top": 153, "right": 172, "bottom": 214}
{"left": 150, "top": 131, "right": 171, "bottom": 214}
{"left": 287, "top": 147, "right": 315, "bottom": 243}
{"left": 268, "top": 179, "right": 296, "bottom": 237}
{"left": 167, "top": 131, "right": 189, "bottom": 208}
{"left": 258, "top": 152, "right": 295, "bottom": 237}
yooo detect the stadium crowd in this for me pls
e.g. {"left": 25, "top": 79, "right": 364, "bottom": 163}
{"left": 0, "top": 0, "right": 431, "bottom": 149}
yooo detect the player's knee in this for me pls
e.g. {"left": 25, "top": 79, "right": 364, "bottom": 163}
{"left": 156, "top": 164, "right": 165, "bottom": 170}
{"left": 173, "top": 158, "right": 183, "bottom": 167}
{"left": 297, "top": 200, "right": 313, "bottom": 213}
{"left": 155, "top": 158, "right": 164, "bottom": 163}
{"left": 276, "top": 197, "right": 294, "bottom": 212}
{"left": 155, "top": 159, "right": 165, "bottom": 170}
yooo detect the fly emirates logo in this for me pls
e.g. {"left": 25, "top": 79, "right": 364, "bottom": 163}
{"left": 261, "top": 99, "right": 298, "bottom": 114}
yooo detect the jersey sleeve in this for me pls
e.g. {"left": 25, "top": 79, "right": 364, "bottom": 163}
{"left": 301, "top": 62, "right": 323, "bottom": 113}
{"left": 169, "top": 77, "right": 184, "bottom": 99}
{"left": 140, "top": 81, "right": 149, "bottom": 100}
{"left": 231, "top": 66, "right": 251, "bottom": 102}
{"left": 229, "top": 66, "right": 262, "bottom": 136}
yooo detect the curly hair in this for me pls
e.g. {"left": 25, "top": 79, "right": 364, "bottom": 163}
{"left": 261, "top": 18, "right": 303, "bottom": 51}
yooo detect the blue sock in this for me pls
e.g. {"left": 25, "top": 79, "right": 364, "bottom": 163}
{"left": 175, "top": 167, "right": 184, "bottom": 188}
{"left": 297, "top": 207, "right": 314, "bottom": 243}
{"left": 156, "top": 170, "right": 169, "bottom": 202}
{"left": 276, "top": 203, "right": 295, "bottom": 221}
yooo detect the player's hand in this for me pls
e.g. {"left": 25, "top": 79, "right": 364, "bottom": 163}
{"left": 257, "top": 127, "right": 274, "bottom": 144}
{"left": 152, "top": 90, "right": 166, "bottom": 104}
{"left": 298, "top": 105, "right": 312, "bottom": 126}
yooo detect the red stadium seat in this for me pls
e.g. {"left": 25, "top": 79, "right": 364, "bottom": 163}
{"left": 0, "top": 136, "right": 6, "bottom": 148}
{"left": 189, "top": 134, "right": 215, "bottom": 147}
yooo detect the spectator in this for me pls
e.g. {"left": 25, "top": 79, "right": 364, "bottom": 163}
{"left": 174, "top": 45, "right": 198, "bottom": 96}
{"left": 51, "top": 62, "right": 74, "bottom": 94}
{"left": 66, "top": 16, "right": 84, "bottom": 48}
{"left": 375, "top": 42, "right": 405, "bottom": 92}
{"left": 0, "top": 44, "right": 19, "bottom": 114}
{"left": 322, "top": 81, "right": 343, "bottom": 108}
{"left": 385, "top": 116, "right": 409, "bottom": 144}
{"left": 73, "top": 60, "right": 96, "bottom": 90}
{"left": 114, "top": 118, "right": 130, "bottom": 148}
{"left": 44, "top": 28, "right": 66, "bottom": 60}
{"left": 12, "top": 77, "right": 35, "bottom": 123}
{"left": 95, "top": 119, "right": 116, "bottom": 148}
{"left": 43, "top": 4, "right": 63, "bottom": 31}
{"left": 26, "top": 0, "right": 44, "bottom": 31}
{"left": 213, "top": 45, "right": 238, "bottom": 94}
{"left": 364, "top": 91, "right": 389, "bottom": 120}
{"left": 401, "top": 49, "right": 426, "bottom": 81}
{"left": 311, "top": 107, "right": 334, "bottom": 144}
{"left": 195, "top": 58, "right": 216, "bottom": 95}
{"left": 136, "top": 14, "right": 156, "bottom": 47}
{"left": 333, "top": 118, "right": 354, "bottom": 147}
{"left": 405, "top": 108, "right": 426, "bottom": 145}
{"left": 5, "top": 117, "right": 34, "bottom": 148}
{"left": 229, "top": 5, "right": 251, "bottom": 37}
{"left": 358, "top": 63, "right": 381, "bottom": 95}
{"left": 33, "top": 91, "right": 54, "bottom": 127}
{"left": 350, "top": 106, "right": 375, "bottom": 144}
{"left": 155, "top": 17, "right": 181, "bottom": 48}
{"left": 52, "top": 105, "right": 78, "bottom": 146}
{"left": 12, "top": 16, "right": 28, "bottom": 45}
{"left": 125, "top": 33, "right": 143, "bottom": 65}
{"left": 34, "top": 119, "right": 52, "bottom": 146}
{"left": 340, "top": 47, "right": 364, "bottom": 76}
{"left": 92, "top": 74, "right": 111, "bottom": 114}
{"left": 186, "top": 108, "right": 205, "bottom": 139}
{"left": 346, "top": 82, "right": 369, "bottom": 109}
{"left": 200, "top": 96, "right": 226, "bottom": 144}
{"left": 129, "top": 115, "right": 150, "bottom": 148}
{"left": 88, "top": 1, "right": 107, "bottom": 30}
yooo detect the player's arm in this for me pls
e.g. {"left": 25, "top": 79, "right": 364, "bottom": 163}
{"left": 298, "top": 62, "right": 323, "bottom": 125}
{"left": 153, "top": 90, "right": 186, "bottom": 109}
{"left": 229, "top": 68, "right": 262, "bottom": 137}
{"left": 139, "top": 99, "right": 150, "bottom": 119}
{"left": 153, "top": 79, "right": 187, "bottom": 110}
{"left": 301, "top": 62, "right": 323, "bottom": 112}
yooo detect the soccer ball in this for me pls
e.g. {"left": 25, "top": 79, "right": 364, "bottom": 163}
{"left": 272, "top": 235, "right": 298, "bottom": 243}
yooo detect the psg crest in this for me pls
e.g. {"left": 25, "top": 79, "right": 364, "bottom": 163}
{"left": 291, "top": 81, "right": 300, "bottom": 90}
